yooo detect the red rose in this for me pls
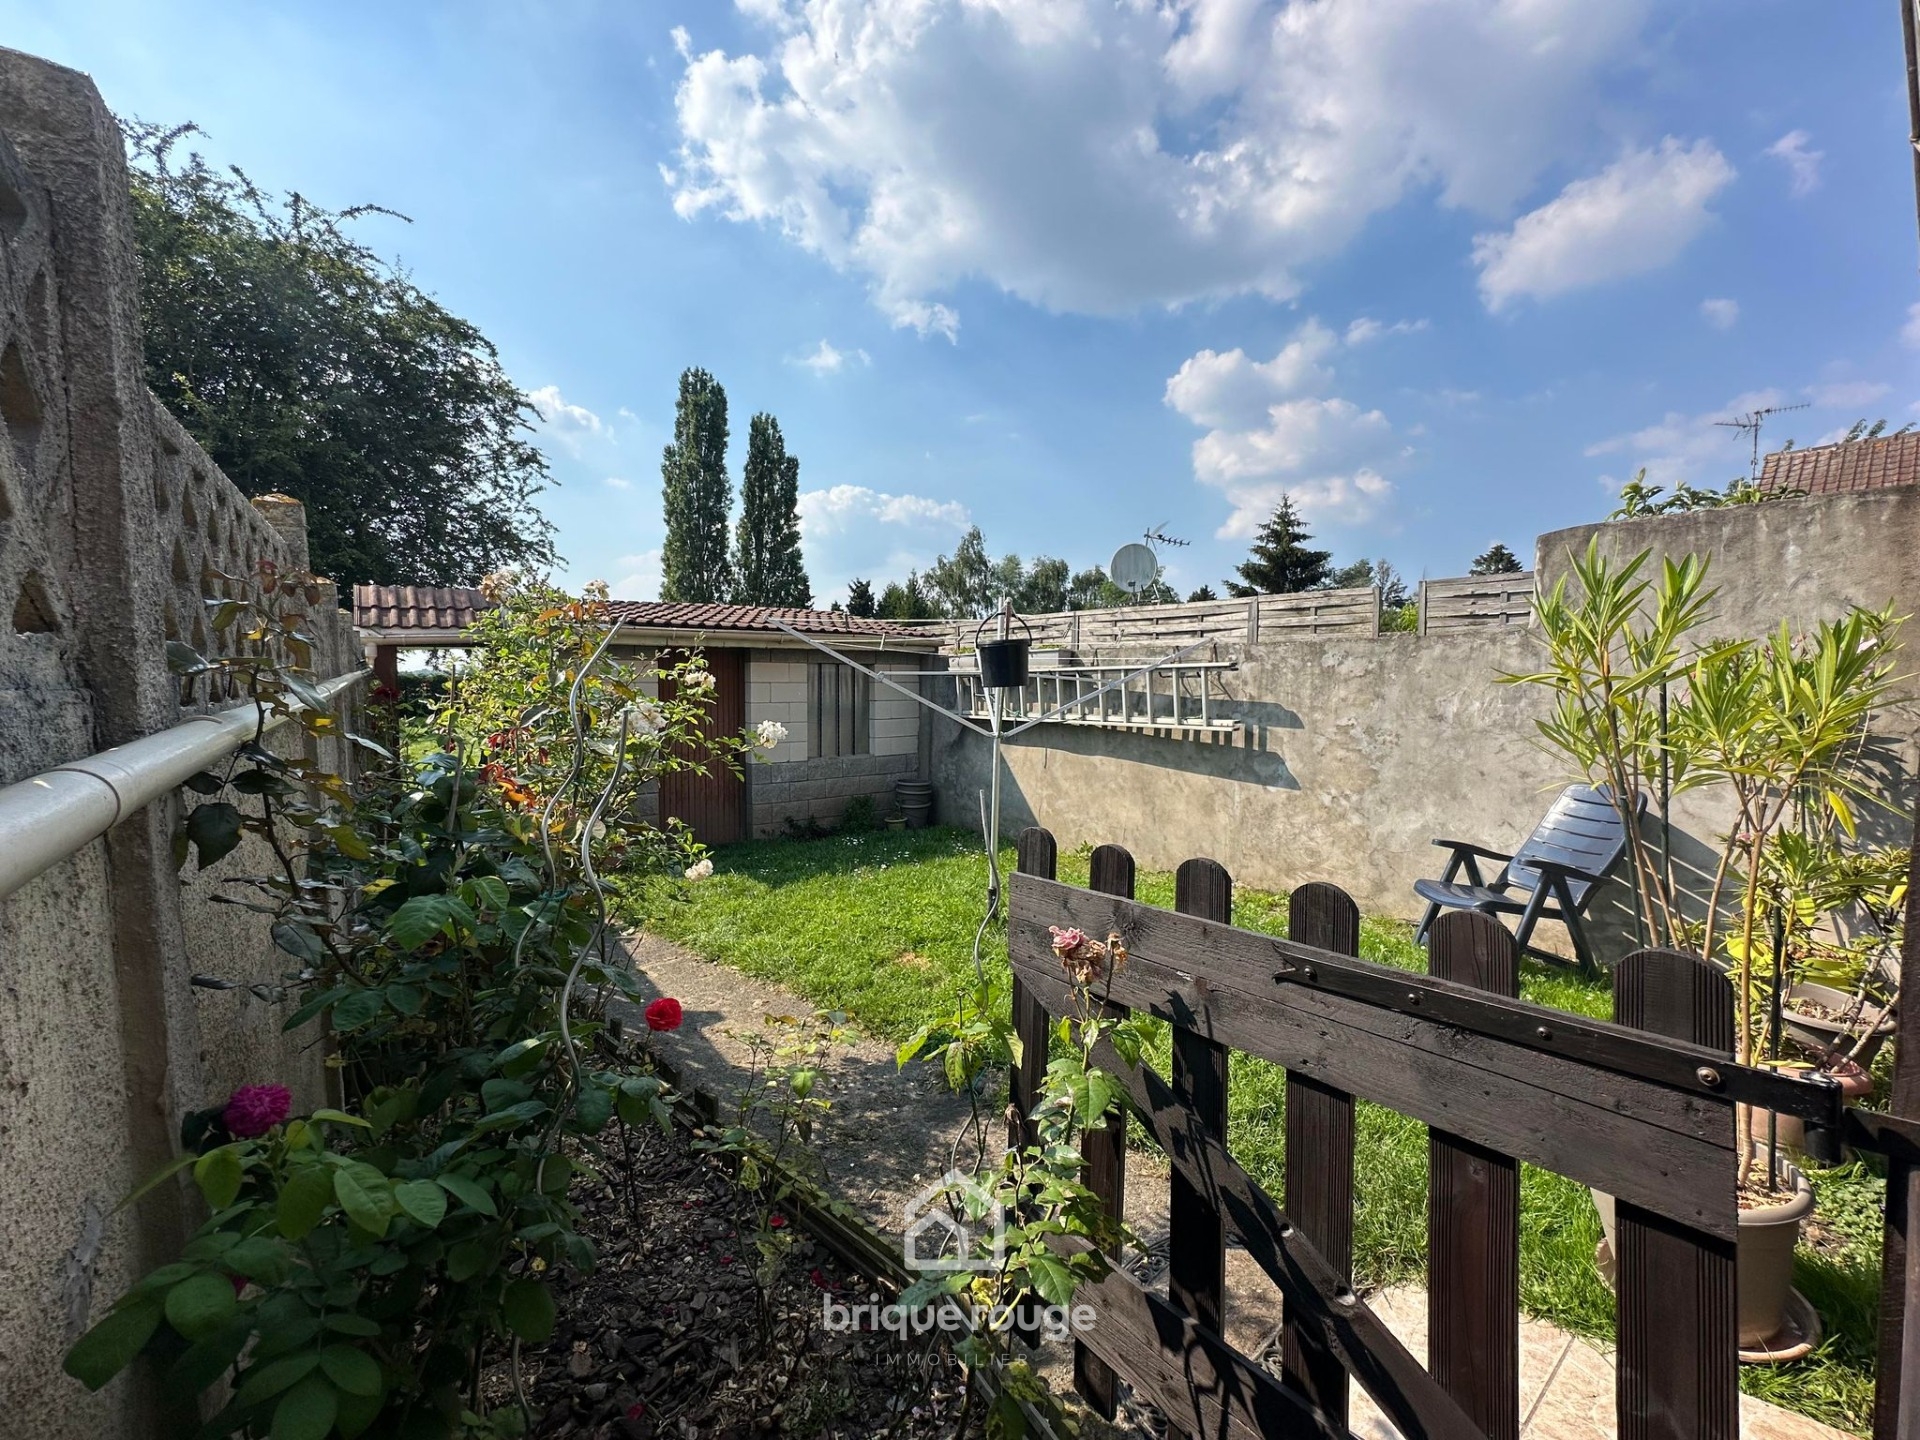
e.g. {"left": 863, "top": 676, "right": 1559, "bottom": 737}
{"left": 644, "top": 997, "right": 684, "bottom": 1032}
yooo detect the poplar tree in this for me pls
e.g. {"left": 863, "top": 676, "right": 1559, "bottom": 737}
{"left": 733, "top": 413, "right": 812, "bottom": 606}
{"left": 660, "top": 368, "right": 733, "bottom": 603}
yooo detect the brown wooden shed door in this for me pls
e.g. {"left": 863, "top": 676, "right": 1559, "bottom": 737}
{"left": 658, "top": 648, "right": 746, "bottom": 846}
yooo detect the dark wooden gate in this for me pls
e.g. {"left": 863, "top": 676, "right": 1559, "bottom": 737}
{"left": 658, "top": 647, "right": 745, "bottom": 846}
{"left": 1005, "top": 828, "right": 1869, "bottom": 1440}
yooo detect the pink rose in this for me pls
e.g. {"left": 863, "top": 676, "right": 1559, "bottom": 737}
{"left": 223, "top": 1084, "right": 292, "bottom": 1139}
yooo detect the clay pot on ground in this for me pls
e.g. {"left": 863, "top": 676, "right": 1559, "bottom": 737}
{"left": 1782, "top": 980, "right": 1897, "bottom": 1066}
{"left": 1594, "top": 1154, "right": 1815, "bottom": 1349}
{"left": 895, "top": 779, "right": 934, "bottom": 829}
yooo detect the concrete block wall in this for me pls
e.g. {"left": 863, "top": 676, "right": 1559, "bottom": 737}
{"left": 934, "top": 486, "right": 1920, "bottom": 958}
{"left": 744, "top": 649, "right": 926, "bottom": 833}
{"left": 0, "top": 50, "right": 359, "bottom": 1437}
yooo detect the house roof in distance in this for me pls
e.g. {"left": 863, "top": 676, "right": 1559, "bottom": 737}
{"left": 1757, "top": 431, "right": 1920, "bottom": 498}
{"left": 353, "top": 586, "right": 938, "bottom": 644}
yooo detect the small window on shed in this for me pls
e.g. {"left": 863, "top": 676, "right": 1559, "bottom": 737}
{"left": 809, "top": 661, "right": 870, "bottom": 758}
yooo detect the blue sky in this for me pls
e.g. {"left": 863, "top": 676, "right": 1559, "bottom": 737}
{"left": 8, "top": 1, "right": 1918, "bottom": 604}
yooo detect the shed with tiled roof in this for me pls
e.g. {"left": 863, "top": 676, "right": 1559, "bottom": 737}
{"left": 351, "top": 585, "right": 942, "bottom": 846}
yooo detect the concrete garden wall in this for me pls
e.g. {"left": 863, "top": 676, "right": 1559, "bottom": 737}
{"left": 932, "top": 487, "right": 1920, "bottom": 950}
{"left": 0, "top": 50, "right": 361, "bottom": 1435}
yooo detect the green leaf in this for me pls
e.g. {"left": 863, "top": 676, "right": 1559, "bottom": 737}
{"left": 332, "top": 1167, "right": 393, "bottom": 1238}
{"left": 165, "top": 1316, "right": 252, "bottom": 1400}
{"left": 319, "top": 1344, "right": 383, "bottom": 1397}
{"left": 345, "top": 732, "right": 395, "bottom": 761}
{"left": 164, "top": 1271, "right": 238, "bottom": 1340}
{"left": 271, "top": 1374, "right": 339, "bottom": 1440}
{"left": 436, "top": 1175, "right": 497, "bottom": 1217}
{"left": 387, "top": 894, "right": 458, "bottom": 950}
{"left": 445, "top": 1238, "right": 496, "bottom": 1283}
{"left": 281, "top": 986, "right": 346, "bottom": 1033}
{"left": 570, "top": 1084, "right": 613, "bottom": 1135}
{"left": 225, "top": 1236, "right": 293, "bottom": 1285}
{"left": 166, "top": 640, "right": 211, "bottom": 675}
{"left": 501, "top": 1278, "right": 556, "bottom": 1343}
{"left": 64, "top": 1296, "right": 163, "bottom": 1390}
{"left": 194, "top": 1147, "right": 244, "bottom": 1211}
{"left": 324, "top": 1313, "right": 382, "bottom": 1337}
{"left": 470, "top": 1099, "right": 546, "bottom": 1135}
{"left": 310, "top": 1108, "right": 373, "bottom": 1129}
{"left": 278, "top": 1166, "right": 335, "bottom": 1240}
{"left": 271, "top": 921, "right": 327, "bottom": 966}
{"left": 234, "top": 1351, "right": 321, "bottom": 1408}
{"left": 181, "top": 770, "right": 227, "bottom": 795}
{"left": 1025, "top": 1253, "right": 1081, "bottom": 1308}
{"left": 384, "top": 983, "right": 424, "bottom": 1017}
{"left": 392, "top": 1181, "right": 447, "bottom": 1229}
{"left": 460, "top": 875, "right": 510, "bottom": 913}
{"left": 183, "top": 802, "right": 246, "bottom": 869}
{"left": 332, "top": 989, "right": 386, "bottom": 1030}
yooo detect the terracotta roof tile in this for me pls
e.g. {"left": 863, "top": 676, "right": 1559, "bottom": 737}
{"left": 601, "top": 601, "right": 939, "bottom": 638}
{"left": 353, "top": 587, "right": 937, "bottom": 641}
{"left": 353, "top": 584, "right": 490, "bottom": 631}
{"left": 1757, "top": 432, "right": 1920, "bottom": 497}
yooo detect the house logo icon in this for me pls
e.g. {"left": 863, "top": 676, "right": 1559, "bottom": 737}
{"left": 902, "top": 1169, "right": 1004, "bottom": 1273}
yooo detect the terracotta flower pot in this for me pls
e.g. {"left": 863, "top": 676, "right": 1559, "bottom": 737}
{"left": 1593, "top": 1155, "right": 1813, "bottom": 1348}
{"left": 1782, "top": 981, "right": 1897, "bottom": 1066}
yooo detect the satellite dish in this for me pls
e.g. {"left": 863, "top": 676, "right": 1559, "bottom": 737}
{"left": 1109, "top": 542, "right": 1158, "bottom": 598}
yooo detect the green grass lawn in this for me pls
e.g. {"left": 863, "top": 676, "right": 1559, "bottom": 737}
{"left": 624, "top": 826, "right": 1884, "bottom": 1434}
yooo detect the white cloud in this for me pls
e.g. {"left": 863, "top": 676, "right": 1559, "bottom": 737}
{"left": 798, "top": 485, "right": 969, "bottom": 536}
{"left": 1586, "top": 388, "right": 1781, "bottom": 487}
{"left": 603, "top": 476, "right": 632, "bottom": 490}
{"left": 1699, "top": 297, "right": 1739, "bottom": 330}
{"left": 794, "top": 339, "right": 872, "bottom": 374}
{"left": 528, "top": 384, "right": 610, "bottom": 451}
{"left": 613, "top": 549, "right": 664, "bottom": 600}
{"left": 1165, "top": 325, "right": 1397, "bottom": 536}
{"left": 1473, "top": 139, "right": 1735, "bottom": 311}
{"left": 667, "top": 0, "right": 1652, "bottom": 330}
{"left": 1765, "top": 130, "right": 1823, "bottom": 197}
{"left": 1162, "top": 321, "right": 1338, "bottom": 429}
{"left": 1805, "top": 380, "right": 1891, "bottom": 409}
{"left": 1344, "top": 316, "right": 1428, "bottom": 345}
{"left": 1903, "top": 303, "right": 1920, "bottom": 350}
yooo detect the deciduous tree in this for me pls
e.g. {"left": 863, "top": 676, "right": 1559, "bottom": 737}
{"left": 126, "top": 122, "right": 554, "bottom": 587}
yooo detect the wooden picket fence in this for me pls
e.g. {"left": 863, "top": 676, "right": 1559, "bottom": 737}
{"left": 1006, "top": 828, "right": 1920, "bottom": 1440}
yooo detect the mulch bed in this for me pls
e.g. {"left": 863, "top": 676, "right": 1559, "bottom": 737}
{"left": 494, "top": 1115, "right": 981, "bottom": 1439}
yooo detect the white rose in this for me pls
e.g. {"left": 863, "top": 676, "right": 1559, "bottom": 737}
{"left": 684, "top": 669, "right": 717, "bottom": 695}
{"left": 624, "top": 700, "right": 666, "bottom": 736}
{"left": 684, "top": 857, "right": 714, "bottom": 882}
{"left": 755, "top": 719, "right": 788, "bottom": 750}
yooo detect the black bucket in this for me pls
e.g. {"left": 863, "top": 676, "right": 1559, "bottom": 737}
{"left": 976, "top": 636, "right": 1031, "bottom": 689}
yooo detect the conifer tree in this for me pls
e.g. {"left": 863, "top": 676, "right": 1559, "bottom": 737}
{"left": 845, "top": 578, "right": 877, "bottom": 618}
{"left": 733, "top": 413, "right": 812, "bottom": 605}
{"left": 1470, "top": 542, "right": 1524, "bottom": 575}
{"left": 660, "top": 368, "right": 733, "bottom": 602}
{"left": 1224, "top": 498, "right": 1331, "bottom": 595}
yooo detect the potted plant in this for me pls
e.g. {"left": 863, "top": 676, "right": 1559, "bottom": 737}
{"left": 1519, "top": 547, "right": 1905, "bottom": 1350}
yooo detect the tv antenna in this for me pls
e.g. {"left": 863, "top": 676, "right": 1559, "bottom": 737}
{"left": 1144, "top": 524, "right": 1190, "bottom": 551}
{"left": 1715, "top": 402, "right": 1809, "bottom": 483}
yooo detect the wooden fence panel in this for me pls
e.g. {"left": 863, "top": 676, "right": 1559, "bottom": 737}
{"left": 1613, "top": 949, "right": 1739, "bottom": 1440}
{"left": 1010, "top": 829, "right": 1058, "bottom": 1153}
{"left": 1170, "top": 858, "right": 1232, "bottom": 1354}
{"left": 1075, "top": 843, "right": 1135, "bottom": 1420}
{"left": 1875, "top": 837, "right": 1920, "bottom": 1438}
{"left": 1419, "top": 573, "right": 1536, "bottom": 634}
{"left": 1282, "top": 882, "right": 1361, "bottom": 1425}
{"left": 1426, "top": 910, "right": 1521, "bottom": 1440}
